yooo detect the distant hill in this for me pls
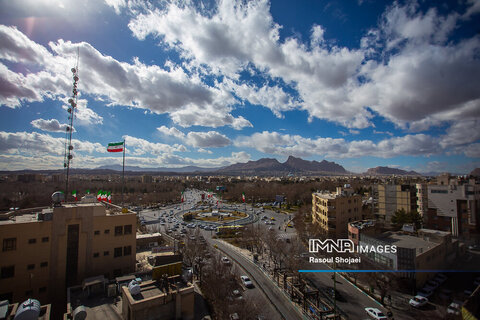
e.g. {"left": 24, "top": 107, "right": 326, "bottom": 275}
{"left": 364, "top": 166, "right": 420, "bottom": 176}
{"left": 284, "top": 156, "right": 346, "bottom": 173}
{"left": 95, "top": 165, "right": 218, "bottom": 173}
{"left": 471, "top": 168, "right": 480, "bottom": 177}
{"left": 217, "top": 156, "right": 347, "bottom": 175}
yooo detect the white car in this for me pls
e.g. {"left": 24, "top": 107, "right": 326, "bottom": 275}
{"left": 240, "top": 275, "right": 254, "bottom": 288}
{"left": 447, "top": 301, "right": 461, "bottom": 315}
{"left": 221, "top": 256, "right": 231, "bottom": 265}
{"left": 409, "top": 295, "right": 428, "bottom": 308}
{"left": 365, "top": 307, "right": 388, "bottom": 320}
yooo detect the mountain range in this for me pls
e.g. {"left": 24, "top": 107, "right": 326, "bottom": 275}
{"left": 2, "top": 158, "right": 474, "bottom": 176}
{"left": 217, "top": 156, "right": 347, "bottom": 175}
{"left": 364, "top": 166, "right": 421, "bottom": 176}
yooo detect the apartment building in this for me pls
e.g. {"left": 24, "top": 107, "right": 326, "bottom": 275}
{"left": 312, "top": 185, "right": 362, "bottom": 239}
{"left": 417, "top": 175, "right": 480, "bottom": 237}
{"left": 0, "top": 202, "right": 136, "bottom": 307}
{"left": 357, "top": 228, "right": 458, "bottom": 288}
{"left": 377, "top": 184, "right": 417, "bottom": 224}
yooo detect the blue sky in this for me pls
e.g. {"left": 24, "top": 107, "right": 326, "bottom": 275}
{"left": 0, "top": 0, "right": 479, "bottom": 173}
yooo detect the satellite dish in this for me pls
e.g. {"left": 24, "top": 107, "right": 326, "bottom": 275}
{"left": 52, "top": 191, "right": 65, "bottom": 205}
{"left": 72, "top": 306, "right": 87, "bottom": 320}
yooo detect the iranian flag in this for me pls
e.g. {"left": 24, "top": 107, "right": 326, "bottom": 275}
{"left": 97, "top": 190, "right": 102, "bottom": 201}
{"left": 181, "top": 191, "right": 184, "bottom": 203}
{"left": 107, "top": 192, "right": 112, "bottom": 203}
{"left": 107, "top": 141, "right": 124, "bottom": 152}
{"left": 72, "top": 190, "right": 77, "bottom": 201}
{"left": 242, "top": 192, "right": 245, "bottom": 202}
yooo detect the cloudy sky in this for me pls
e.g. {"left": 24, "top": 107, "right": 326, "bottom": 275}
{"left": 0, "top": 0, "right": 479, "bottom": 173}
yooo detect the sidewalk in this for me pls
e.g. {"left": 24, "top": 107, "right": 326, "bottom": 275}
{"left": 341, "top": 273, "right": 411, "bottom": 311}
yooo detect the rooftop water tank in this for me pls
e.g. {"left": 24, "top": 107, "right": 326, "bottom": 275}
{"left": 14, "top": 299, "right": 41, "bottom": 320}
{"left": 128, "top": 280, "right": 141, "bottom": 295}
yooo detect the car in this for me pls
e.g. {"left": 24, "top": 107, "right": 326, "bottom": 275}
{"left": 469, "top": 244, "right": 480, "bottom": 251}
{"left": 365, "top": 307, "right": 388, "bottom": 320}
{"left": 447, "top": 301, "right": 461, "bottom": 315}
{"left": 221, "top": 256, "right": 231, "bottom": 265}
{"left": 417, "top": 287, "right": 434, "bottom": 298}
{"left": 409, "top": 295, "right": 428, "bottom": 308}
{"left": 240, "top": 275, "right": 254, "bottom": 288}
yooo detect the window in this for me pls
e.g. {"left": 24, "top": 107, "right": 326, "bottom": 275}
{"left": 94, "top": 230, "right": 100, "bottom": 235}
{"left": 124, "top": 225, "right": 132, "bottom": 235}
{"left": 40, "top": 262, "right": 48, "bottom": 268}
{"left": 104, "top": 229, "right": 110, "bottom": 234}
{"left": 39, "top": 287, "right": 47, "bottom": 293}
{"left": 124, "top": 246, "right": 132, "bottom": 256}
{"left": 42, "top": 237, "right": 49, "bottom": 243}
{"left": 104, "top": 251, "right": 109, "bottom": 256}
{"left": 114, "top": 247, "right": 122, "bottom": 257}
{"left": 115, "top": 226, "right": 123, "bottom": 236}
{"left": 27, "top": 264, "right": 35, "bottom": 270}
{"left": 93, "top": 253, "right": 99, "bottom": 258}
{"left": 3, "top": 238, "right": 16, "bottom": 251}
{"left": 28, "top": 238, "right": 36, "bottom": 244}
{"left": 1, "top": 266, "right": 14, "bottom": 279}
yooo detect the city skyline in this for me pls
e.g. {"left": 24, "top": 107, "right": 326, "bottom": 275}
{"left": 0, "top": 0, "right": 479, "bottom": 173}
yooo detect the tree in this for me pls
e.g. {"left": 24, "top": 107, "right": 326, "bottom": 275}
{"left": 391, "top": 208, "right": 423, "bottom": 230}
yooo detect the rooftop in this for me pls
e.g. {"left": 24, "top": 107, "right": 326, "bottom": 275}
{"left": 123, "top": 278, "right": 193, "bottom": 304}
{"left": 349, "top": 220, "right": 376, "bottom": 230}
{"left": 0, "top": 202, "right": 134, "bottom": 225}
{"left": 365, "top": 231, "right": 439, "bottom": 256}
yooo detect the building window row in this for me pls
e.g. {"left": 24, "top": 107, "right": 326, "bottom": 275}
{"left": 115, "top": 225, "right": 133, "bottom": 236}
{"left": 1, "top": 265, "right": 15, "bottom": 279}
{"left": 113, "top": 246, "right": 132, "bottom": 258}
{"left": 2, "top": 238, "right": 16, "bottom": 251}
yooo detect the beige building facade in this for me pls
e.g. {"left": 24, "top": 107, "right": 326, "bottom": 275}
{"left": 377, "top": 184, "right": 417, "bottom": 223}
{"left": 0, "top": 203, "right": 136, "bottom": 309}
{"left": 312, "top": 186, "right": 362, "bottom": 239}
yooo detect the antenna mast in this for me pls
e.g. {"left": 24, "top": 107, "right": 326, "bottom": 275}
{"left": 64, "top": 48, "right": 80, "bottom": 200}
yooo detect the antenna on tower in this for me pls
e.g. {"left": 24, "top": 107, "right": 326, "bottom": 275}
{"left": 64, "top": 47, "right": 80, "bottom": 201}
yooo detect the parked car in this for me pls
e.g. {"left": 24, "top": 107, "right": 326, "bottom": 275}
{"left": 447, "top": 301, "right": 461, "bottom": 315}
{"left": 409, "top": 295, "right": 428, "bottom": 308}
{"left": 365, "top": 307, "right": 388, "bottom": 320}
{"left": 241, "top": 275, "right": 254, "bottom": 288}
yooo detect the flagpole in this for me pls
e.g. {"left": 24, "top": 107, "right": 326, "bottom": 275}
{"left": 122, "top": 139, "right": 125, "bottom": 208}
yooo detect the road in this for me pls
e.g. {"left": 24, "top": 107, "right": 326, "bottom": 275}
{"left": 137, "top": 189, "right": 418, "bottom": 319}
{"left": 212, "top": 238, "right": 304, "bottom": 320}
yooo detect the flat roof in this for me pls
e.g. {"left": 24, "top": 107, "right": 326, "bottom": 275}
{"left": 418, "top": 228, "right": 451, "bottom": 236}
{"left": 372, "top": 232, "right": 438, "bottom": 255}
{"left": 0, "top": 212, "right": 40, "bottom": 225}
{"left": 313, "top": 192, "right": 336, "bottom": 199}
{"left": 136, "top": 233, "right": 162, "bottom": 239}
